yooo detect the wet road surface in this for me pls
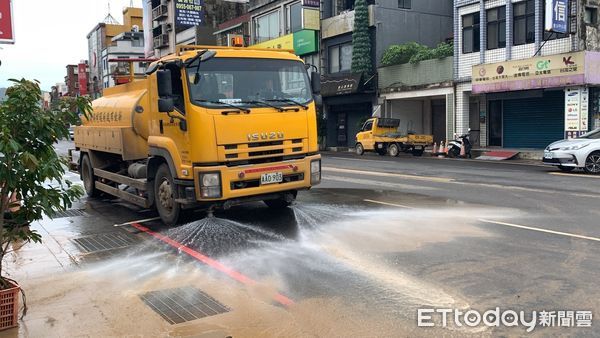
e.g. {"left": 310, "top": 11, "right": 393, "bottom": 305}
{"left": 15, "top": 142, "right": 599, "bottom": 337}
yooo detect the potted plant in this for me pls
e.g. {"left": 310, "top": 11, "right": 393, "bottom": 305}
{"left": 0, "top": 79, "right": 90, "bottom": 330}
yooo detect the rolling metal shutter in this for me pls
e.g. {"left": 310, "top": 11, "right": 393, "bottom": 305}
{"left": 503, "top": 90, "right": 564, "bottom": 148}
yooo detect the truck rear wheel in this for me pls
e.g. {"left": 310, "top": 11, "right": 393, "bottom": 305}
{"left": 388, "top": 144, "right": 400, "bottom": 157}
{"left": 80, "top": 154, "right": 99, "bottom": 198}
{"left": 154, "top": 164, "right": 181, "bottom": 226}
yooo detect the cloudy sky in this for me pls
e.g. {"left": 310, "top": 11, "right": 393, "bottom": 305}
{"left": 0, "top": 0, "right": 143, "bottom": 91}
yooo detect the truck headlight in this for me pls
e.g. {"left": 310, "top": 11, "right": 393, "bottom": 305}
{"left": 310, "top": 159, "right": 321, "bottom": 184}
{"left": 200, "top": 172, "right": 221, "bottom": 198}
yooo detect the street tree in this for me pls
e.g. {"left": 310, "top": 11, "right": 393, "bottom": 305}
{"left": 0, "top": 79, "right": 90, "bottom": 290}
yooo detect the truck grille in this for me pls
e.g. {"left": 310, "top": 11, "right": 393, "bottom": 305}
{"left": 220, "top": 139, "right": 306, "bottom": 163}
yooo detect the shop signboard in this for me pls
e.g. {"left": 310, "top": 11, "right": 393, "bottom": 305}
{"left": 302, "top": 0, "right": 320, "bottom": 8}
{"left": 253, "top": 34, "right": 294, "bottom": 50}
{"left": 293, "top": 30, "right": 318, "bottom": 56}
{"left": 0, "top": 0, "right": 14, "bottom": 44}
{"left": 303, "top": 8, "right": 320, "bottom": 30}
{"left": 545, "top": 0, "right": 569, "bottom": 34}
{"left": 472, "top": 52, "right": 585, "bottom": 94}
{"left": 78, "top": 63, "right": 88, "bottom": 96}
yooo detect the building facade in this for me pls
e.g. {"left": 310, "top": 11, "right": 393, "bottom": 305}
{"left": 87, "top": 7, "right": 144, "bottom": 98}
{"left": 147, "top": 0, "right": 246, "bottom": 57}
{"left": 101, "top": 31, "right": 148, "bottom": 89}
{"left": 455, "top": 0, "right": 600, "bottom": 149}
{"left": 320, "top": 0, "right": 453, "bottom": 148}
{"left": 65, "top": 65, "right": 79, "bottom": 97}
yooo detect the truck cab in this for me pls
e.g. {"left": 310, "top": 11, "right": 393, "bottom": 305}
{"left": 75, "top": 46, "right": 322, "bottom": 225}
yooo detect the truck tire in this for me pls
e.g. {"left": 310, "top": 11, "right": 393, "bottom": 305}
{"left": 388, "top": 144, "right": 400, "bottom": 157}
{"left": 355, "top": 143, "right": 364, "bottom": 155}
{"left": 154, "top": 163, "right": 181, "bottom": 226}
{"left": 80, "top": 154, "right": 100, "bottom": 198}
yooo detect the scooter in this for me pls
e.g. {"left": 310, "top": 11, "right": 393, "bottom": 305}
{"left": 447, "top": 129, "right": 472, "bottom": 158}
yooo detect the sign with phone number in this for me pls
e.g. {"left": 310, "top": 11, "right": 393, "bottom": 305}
{"left": 175, "top": 0, "right": 204, "bottom": 27}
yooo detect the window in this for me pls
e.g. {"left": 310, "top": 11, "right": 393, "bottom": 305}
{"left": 398, "top": 0, "right": 411, "bottom": 9}
{"left": 254, "top": 11, "right": 280, "bottom": 44}
{"left": 362, "top": 120, "right": 373, "bottom": 131}
{"left": 287, "top": 2, "right": 302, "bottom": 34}
{"left": 513, "top": 0, "right": 535, "bottom": 46}
{"left": 462, "top": 12, "right": 480, "bottom": 53}
{"left": 487, "top": 6, "right": 506, "bottom": 50}
{"left": 328, "top": 43, "right": 353, "bottom": 73}
{"left": 333, "top": 0, "right": 354, "bottom": 16}
{"left": 585, "top": 7, "right": 598, "bottom": 25}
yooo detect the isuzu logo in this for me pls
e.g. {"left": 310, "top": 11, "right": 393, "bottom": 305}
{"left": 247, "top": 132, "right": 284, "bottom": 141}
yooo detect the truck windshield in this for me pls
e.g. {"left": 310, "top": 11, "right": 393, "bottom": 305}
{"left": 186, "top": 57, "right": 312, "bottom": 109}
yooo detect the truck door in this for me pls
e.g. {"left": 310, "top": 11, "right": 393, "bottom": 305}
{"left": 159, "top": 63, "right": 192, "bottom": 169}
{"left": 357, "top": 119, "right": 375, "bottom": 150}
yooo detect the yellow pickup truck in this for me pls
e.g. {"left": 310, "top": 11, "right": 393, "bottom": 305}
{"left": 355, "top": 118, "right": 433, "bottom": 157}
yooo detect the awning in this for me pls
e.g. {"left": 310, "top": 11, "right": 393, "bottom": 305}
{"left": 321, "top": 73, "right": 363, "bottom": 97}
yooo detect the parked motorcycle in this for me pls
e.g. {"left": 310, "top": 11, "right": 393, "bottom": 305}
{"left": 447, "top": 129, "right": 472, "bottom": 158}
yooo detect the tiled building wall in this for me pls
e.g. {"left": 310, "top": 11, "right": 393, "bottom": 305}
{"left": 454, "top": 0, "right": 576, "bottom": 142}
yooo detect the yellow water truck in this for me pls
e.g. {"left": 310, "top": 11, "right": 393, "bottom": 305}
{"left": 74, "top": 45, "right": 322, "bottom": 225}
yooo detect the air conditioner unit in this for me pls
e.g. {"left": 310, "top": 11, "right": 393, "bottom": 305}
{"left": 152, "top": 4, "right": 168, "bottom": 21}
{"left": 153, "top": 34, "right": 169, "bottom": 48}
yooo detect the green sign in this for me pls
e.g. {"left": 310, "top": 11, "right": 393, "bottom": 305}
{"left": 293, "top": 30, "right": 318, "bottom": 56}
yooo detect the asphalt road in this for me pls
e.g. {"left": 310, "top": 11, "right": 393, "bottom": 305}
{"left": 48, "top": 141, "right": 600, "bottom": 336}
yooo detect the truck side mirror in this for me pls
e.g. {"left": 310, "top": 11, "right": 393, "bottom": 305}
{"left": 311, "top": 72, "right": 321, "bottom": 94}
{"left": 313, "top": 94, "right": 323, "bottom": 108}
{"left": 158, "top": 98, "right": 174, "bottom": 112}
{"left": 157, "top": 69, "right": 173, "bottom": 97}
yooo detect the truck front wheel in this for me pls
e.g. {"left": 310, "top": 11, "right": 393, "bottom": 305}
{"left": 154, "top": 164, "right": 181, "bottom": 226}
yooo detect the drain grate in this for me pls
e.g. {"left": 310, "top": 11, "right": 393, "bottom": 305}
{"left": 53, "top": 209, "right": 87, "bottom": 218}
{"left": 140, "top": 287, "right": 230, "bottom": 324}
{"left": 72, "top": 232, "right": 139, "bottom": 253}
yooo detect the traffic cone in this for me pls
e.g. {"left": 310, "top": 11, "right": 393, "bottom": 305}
{"left": 438, "top": 141, "right": 445, "bottom": 157}
{"left": 444, "top": 141, "right": 449, "bottom": 154}
{"left": 432, "top": 142, "right": 438, "bottom": 155}
{"left": 460, "top": 142, "right": 466, "bottom": 157}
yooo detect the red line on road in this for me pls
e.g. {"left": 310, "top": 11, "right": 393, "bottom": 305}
{"left": 130, "top": 222, "right": 295, "bottom": 307}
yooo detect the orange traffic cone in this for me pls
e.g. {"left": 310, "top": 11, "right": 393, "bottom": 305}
{"left": 460, "top": 142, "right": 466, "bottom": 157}
{"left": 443, "top": 141, "right": 449, "bottom": 154}
{"left": 438, "top": 141, "right": 445, "bottom": 157}
{"left": 432, "top": 142, "right": 438, "bottom": 155}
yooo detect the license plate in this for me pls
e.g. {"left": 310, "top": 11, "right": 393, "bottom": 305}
{"left": 261, "top": 172, "right": 283, "bottom": 185}
{"left": 544, "top": 152, "right": 553, "bottom": 159}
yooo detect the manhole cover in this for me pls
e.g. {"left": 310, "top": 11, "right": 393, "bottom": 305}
{"left": 72, "top": 232, "right": 139, "bottom": 253}
{"left": 53, "top": 209, "right": 87, "bottom": 218}
{"left": 140, "top": 287, "right": 230, "bottom": 324}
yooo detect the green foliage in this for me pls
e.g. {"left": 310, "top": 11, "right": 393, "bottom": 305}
{"left": 0, "top": 79, "right": 91, "bottom": 286}
{"left": 381, "top": 41, "right": 454, "bottom": 66}
{"left": 351, "top": 0, "right": 372, "bottom": 74}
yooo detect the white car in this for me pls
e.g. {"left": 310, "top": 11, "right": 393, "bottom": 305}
{"left": 543, "top": 128, "right": 600, "bottom": 174}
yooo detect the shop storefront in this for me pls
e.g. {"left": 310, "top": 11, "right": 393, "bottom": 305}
{"left": 321, "top": 73, "right": 375, "bottom": 148}
{"left": 472, "top": 51, "right": 600, "bottom": 149}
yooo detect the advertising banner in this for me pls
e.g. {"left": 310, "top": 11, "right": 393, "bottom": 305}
{"left": 564, "top": 87, "right": 589, "bottom": 139}
{"left": 253, "top": 34, "right": 294, "bottom": 50}
{"left": 175, "top": 0, "right": 204, "bottom": 28}
{"left": 0, "top": 0, "right": 14, "bottom": 44}
{"left": 78, "top": 64, "right": 88, "bottom": 96}
{"left": 545, "top": 0, "right": 569, "bottom": 34}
